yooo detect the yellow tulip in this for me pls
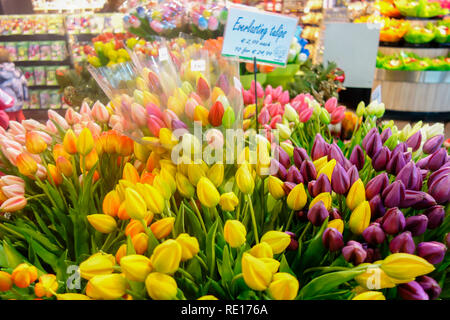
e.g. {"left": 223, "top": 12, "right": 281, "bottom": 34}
{"left": 63, "top": 129, "right": 77, "bottom": 154}
{"left": 159, "top": 128, "right": 178, "bottom": 150}
{"left": 260, "top": 258, "right": 280, "bottom": 274}
{"left": 56, "top": 293, "right": 92, "bottom": 300}
{"left": 79, "top": 253, "right": 115, "bottom": 280}
{"left": 236, "top": 162, "right": 254, "bottom": 194}
{"left": 153, "top": 175, "right": 172, "bottom": 200}
{"left": 86, "top": 274, "right": 127, "bottom": 300}
{"left": 150, "top": 217, "right": 175, "bottom": 239}
{"left": 313, "top": 156, "right": 328, "bottom": 173}
{"left": 145, "top": 272, "right": 178, "bottom": 300}
{"left": 150, "top": 239, "right": 182, "bottom": 274}
{"left": 219, "top": 192, "right": 239, "bottom": 211}
{"left": 160, "top": 168, "right": 176, "bottom": 194}
{"left": 317, "top": 159, "right": 336, "bottom": 181}
{"left": 346, "top": 179, "right": 366, "bottom": 211}
{"left": 120, "top": 255, "right": 152, "bottom": 282}
{"left": 207, "top": 163, "right": 224, "bottom": 187}
{"left": 87, "top": 214, "right": 117, "bottom": 234}
{"left": 268, "top": 272, "right": 299, "bottom": 300}
{"left": 187, "top": 163, "right": 206, "bottom": 186}
{"left": 380, "top": 253, "right": 435, "bottom": 280}
{"left": 241, "top": 253, "right": 272, "bottom": 291}
{"left": 352, "top": 291, "right": 386, "bottom": 300}
{"left": 122, "top": 162, "right": 140, "bottom": 184}
{"left": 197, "top": 295, "right": 218, "bottom": 300}
{"left": 355, "top": 264, "right": 396, "bottom": 290}
{"left": 268, "top": 176, "right": 285, "bottom": 200}
{"left": 286, "top": 183, "right": 307, "bottom": 211}
{"left": 136, "top": 183, "right": 165, "bottom": 214}
{"left": 349, "top": 201, "right": 371, "bottom": 235}
{"left": 249, "top": 242, "right": 273, "bottom": 259}
{"left": 125, "top": 188, "right": 147, "bottom": 220}
{"left": 134, "top": 141, "right": 150, "bottom": 162}
{"left": 196, "top": 177, "right": 220, "bottom": 208}
{"left": 309, "top": 192, "right": 332, "bottom": 210}
{"left": 261, "top": 231, "right": 291, "bottom": 254}
{"left": 223, "top": 220, "right": 247, "bottom": 248}
{"left": 76, "top": 128, "right": 94, "bottom": 156}
{"left": 25, "top": 131, "right": 47, "bottom": 154}
{"left": 176, "top": 172, "right": 195, "bottom": 199}
{"left": 176, "top": 233, "right": 200, "bottom": 261}
{"left": 328, "top": 219, "right": 344, "bottom": 234}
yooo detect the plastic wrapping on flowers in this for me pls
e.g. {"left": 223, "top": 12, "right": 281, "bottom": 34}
{"left": 0, "top": 37, "right": 448, "bottom": 301}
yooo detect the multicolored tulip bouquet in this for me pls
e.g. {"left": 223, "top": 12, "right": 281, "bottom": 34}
{"left": 0, "top": 35, "right": 448, "bottom": 301}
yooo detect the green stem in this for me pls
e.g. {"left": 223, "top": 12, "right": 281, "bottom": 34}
{"left": 246, "top": 194, "right": 259, "bottom": 244}
{"left": 171, "top": 197, "right": 179, "bottom": 216}
{"left": 177, "top": 268, "right": 196, "bottom": 282}
{"left": 190, "top": 198, "right": 207, "bottom": 234}
{"left": 194, "top": 254, "right": 208, "bottom": 270}
{"left": 285, "top": 210, "right": 295, "bottom": 232}
{"left": 0, "top": 223, "right": 26, "bottom": 240}
{"left": 25, "top": 193, "right": 46, "bottom": 201}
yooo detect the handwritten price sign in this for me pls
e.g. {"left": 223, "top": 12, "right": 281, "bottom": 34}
{"left": 221, "top": 5, "right": 298, "bottom": 66}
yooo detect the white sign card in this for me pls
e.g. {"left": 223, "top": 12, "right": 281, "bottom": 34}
{"left": 322, "top": 23, "right": 381, "bottom": 88}
{"left": 221, "top": 5, "right": 298, "bottom": 67}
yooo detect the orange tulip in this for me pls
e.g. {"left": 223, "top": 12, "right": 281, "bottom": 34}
{"left": 53, "top": 143, "right": 71, "bottom": 161}
{"left": 145, "top": 152, "right": 160, "bottom": 172}
{"left": 123, "top": 163, "right": 140, "bottom": 184}
{"left": 140, "top": 172, "right": 155, "bottom": 185}
{"left": 80, "top": 149, "right": 99, "bottom": 172}
{"left": 115, "top": 244, "right": 127, "bottom": 264}
{"left": 117, "top": 202, "right": 130, "bottom": 220}
{"left": 25, "top": 131, "right": 47, "bottom": 154}
{"left": 63, "top": 129, "right": 77, "bottom": 154}
{"left": 150, "top": 217, "right": 175, "bottom": 239}
{"left": 34, "top": 274, "right": 58, "bottom": 298}
{"left": 132, "top": 232, "right": 149, "bottom": 255}
{"left": 103, "top": 190, "right": 121, "bottom": 217}
{"left": 56, "top": 156, "right": 73, "bottom": 177}
{"left": 125, "top": 219, "right": 145, "bottom": 238}
{"left": 0, "top": 271, "right": 12, "bottom": 292}
{"left": 11, "top": 264, "right": 38, "bottom": 288}
{"left": 117, "top": 135, "right": 134, "bottom": 156}
{"left": 47, "top": 164, "right": 63, "bottom": 186}
{"left": 16, "top": 153, "right": 37, "bottom": 176}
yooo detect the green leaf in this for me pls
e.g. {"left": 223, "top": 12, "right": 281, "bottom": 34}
{"left": 4, "top": 223, "right": 61, "bottom": 253}
{"left": 299, "top": 269, "right": 365, "bottom": 299}
{"left": 126, "top": 235, "right": 136, "bottom": 255}
{"left": 173, "top": 204, "right": 185, "bottom": 237}
{"left": 145, "top": 226, "right": 159, "bottom": 256}
{"left": 299, "top": 218, "right": 329, "bottom": 271}
{"left": 2, "top": 238, "right": 28, "bottom": 268}
{"left": 279, "top": 254, "right": 295, "bottom": 276}
{"left": 206, "top": 220, "right": 219, "bottom": 278}
{"left": 219, "top": 245, "right": 234, "bottom": 284}
{"left": 32, "top": 209, "right": 63, "bottom": 248}
{"left": 186, "top": 258, "right": 202, "bottom": 282}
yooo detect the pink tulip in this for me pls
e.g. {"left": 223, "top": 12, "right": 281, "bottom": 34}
{"left": 330, "top": 106, "right": 346, "bottom": 125}
{"left": 258, "top": 107, "right": 270, "bottom": 125}
{"left": 250, "top": 81, "right": 264, "bottom": 98}
{"left": 278, "top": 91, "right": 290, "bottom": 106}
{"left": 91, "top": 101, "right": 110, "bottom": 123}
{"left": 185, "top": 98, "right": 197, "bottom": 120}
{"left": 189, "top": 92, "right": 203, "bottom": 105}
{"left": 0, "top": 195, "right": 27, "bottom": 212}
{"left": 8, "top": 121, "right": 25, "bottom": 135}
{"left": 265, "top": 84, "right": 273, "bottom": 97}
{"left": 36, "top": 131, "right": 53, "bottom": 145}
{"left": 292, "top": 93, "right": 305, "bottom": 104}
{"left": 2, "top": 184, "right": 25, "bottom": 198}
{"left": 48, "top": 110, "right": 69, "bottom": 130}
{"left": 46, "top": 120, "right": 58, "bottom": 134}
{"left": 147, "top": 115, "right": 166, "bottom": 137}
{"left": 162, "top": 109, "right": 179, "bottom": 129}
{"left": 0, "top": 126, "right": 5, "bottom": 135}
{"left": 79, "top": 101, "right": 92, "bottom": 120}
{"left": 205, "top": 129, "right": 224, "bottom": 149}
{"left": 3, "top": 147, "right": 21, "bottom": 166}
{"left": 242, "top": 90, "right": 254, "bottom": 105}
{"left": 22, "top": 119, "right": 45, "bottom": 131}
{"left": 130, "top": 103, "right": 147, "bottom": 127}
{"left": 87, "top": 121, "right": 102, "bottom": 138}
{"left": 299, "top": 108, "right": 313, "bottom": 123}
{"left": 272, "top": 86, "right": 283, "bottom": 100}
{"left": 0, "top": 175, "right": 25, "bottom": 188}
{"left": 64, "top": 107, "right": 81, "bottom": 125}
{"left": 325, "top": 97, "right": 338, "bottom": 114}
{"left": 146, "top": 102, "right": 164, "bottom": 120}
{"left": 108, "top": 114, "right": 121, "bottom": 129}
{"left": 2, "top": 137, "right": 23, "bottom": 151}
{"left": 270, "top": 115, "right": 282, "bottom": 129}
{"left": 264, "top": 94, "right": 272, "bottom": 106}
{"left": 35, "top": 164, "right": 47, "bottom": 180}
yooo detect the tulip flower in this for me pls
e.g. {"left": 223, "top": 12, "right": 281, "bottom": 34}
{"left": 207, "top": 163, "right": 224, "bottom": 187}
{"left": 250, "top": 242, "right": 273, "bottom": 259}
{"left": 102, "top": 190, "right": 121, "bottom": 217}
{"left": 382, "top": 181, "right": 406, "bottom": 208}
{"left": 405, "top": 215, "right": 428, "bottom": 236}
{"left": 176, "top": 172, "right": 195, "bottom": 199}
{"left": 131, "top": 233, "right": 148, "bottom": 255}
{"left": 286, "top": 183, "right": 307, "bottom": 211}
{"left": 56, "top": 156, "right": 73, "bottom": 177}
{"left": 328, "top": 219, "right": 344, "bottom": 234}
{"left": 365, "top": 173, "right": 389, "bottom": 200}
{"left": 222, "top": 107, "right": 236, "bottom": 129}
{"left": 176, "top": 233, "right": 199, "bottom": 261}
{"left": 362, "top": 128, "right": 382, "bottom": 158}
{"left": 342, "top": 241, "right": 367, "bottom": 265}
{"left": 11, "top": 263, "right": 38, "bottom": 288}
{"left": 307, "top": 201, "right": 329, "bottom": 227}
{"left": 293, "top": 147, "right": 309, "bottom": 169}
{"left": 390, "top": 231, "right": 415, "bottom": 254}
{"left": 346, "top": 179, "right": 366, "bottom": 211}
{"left": 241, "top": 253, "right": 272, "bottom": 291}
{"left": 349, "top": 201, "right": 371, "bottom": 235}
{"left": 120, "top": 255, "right": 152, "bottom": 282}
{"left": 150, "top": 239, "right": 182, "bottom": 274}
{"left": 398, "top": 281, "right": 429, "bottom": 300}
{"left": 380, "top": 253, "right": 435, "bottom": 280}
{"left": 0, "top": 271, "right": 12, "bottom": 292}
{"left": 362, "top": 223, "right": 385, "bottom": 245}
{"left": 25, "top": 131, "right": 47, "bottom": 154}
{"left": 197, "top": 177, "right": 220, "bottom": 208}
{"left": 386, "top": 151, "right": 407, "bottom": 175}
{"left": 236, "top": 163, "right": 254, "bottom": 194}
{"left": 261, "top": 231, "right": 291, "bottom": 254}
{"left": 381, "top": 207, "right": 405, "bottom": 235}
{"left": 34, "top": 274, "right": 58, "bottom": 298}
{"left": 417, "top": 241, "right": 446, "bottom": 265}
{"left": 268, "top": 272, "right": 299, "bottom": 300}
{"left": 79, "top": 253, "right": 115, "bottom": 280}
{"left": 91, "top": 101, "right": 109, "bottom": 123}
{"left": 145, "top": 272, "right": 178, "bottom": 300}
{"left": 347, "top": 165, "right": 360, "bottom": 185}
{"left": 63, "top": 130, "right": 78, "bottom": 155}
{"left": 428, "top": 174, "right": 450, "bottom": 204}
{"left": 16, "top": 153, "right": 38, "bottom": 176}
{"left": 268, "top": 176, "right": 286, "bottom": 200}
{"left": 76, "top": 128, "right": 94, "bottom": 156}
{"left": 396, "top": 162, "right": 421, "bottom": 191}
{"left": 187, "top": 163, "right": 206, "bottom": 186}
{"left": 352, "top": 291, "right": 386, "bottom": 300}
{"left": 150, "top": 217, "right": 175, "bottom": 240}
{"left": 2, "top": 184, "right": 24, "bottom": 198}
{"left": 423, "top": 135, "right": 444, "bottom": 154}
{"left": 331, "top": 163, "right": 350, "bottom": 194}
{"left": 137, "top": 184, "right": 165, "bottom": 214}
{"left": 47, "top": 164, "right": 63, "bottom": 186}
{"left": 424, "top": 205, "right": 444, "bottom": 229}
{"left": 417, "top": 276, "right": 441, "bottom": 300}
{"left": 219, "top": 192, "right": 239, "bottom": 211}
{"left": 86, "top": 274, "right": 127, "bottom": 300}
{"left": 406, "top": 131, "right": 422, "bottom": 152}
{"left": 224, "top": 220, "right": 247, "bottom": 248}
{"left": 125, "top": 188, "right": 147, "bottom": 220}
{"left": 349, "top": 145, "right": 365, "bottom": 171}
{"left": 322, "top": 228, "right": 344, "bottom": 252}
{"left": 0, "top": 195, "right": 27, "bottom": 212}
{"left": 87, "top": 214, "right": 117, "bottom": 234}
{"left": 300, "top": 160, "right": 317, "bottom": 182}
{"left": 371, "top": 146, "right": 390, "bottom": 172}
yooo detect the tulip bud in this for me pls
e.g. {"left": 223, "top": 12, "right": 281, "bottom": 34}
{"left": 390, "top": 231, "right": 415, "bottom": 254}
{"left": 417, "top": 241, "right": 446, "bottom": 265}
{"left": 286, "top": 183, "right": 307, "bottom": 211}
{"left": 406, "top": 131, "right": 422, "bottom": 152}
{"left": 150, "top": 239, "right": 182, "bottom": 274}
{"left": 150, "top": 217, "right": 175, "bottom": 240}
{"left": 331, "top": 163, "right": 350, "bottom": 194}
{"left": 365, "top": 173, "right": 389, "bottom": 200}
{"left": 371, "top": 146, "right": 390, "bottom": 172}
{"left": 349, "top": 201, "right": 371, "bottom": 235}
{"left": 197, "top": 177, "right": 220, "bottom": 208}
{"left": 300, "top": 160, "right": 317, "bottom": 182}
{"left": 145, "top": 272, "right": 178, "bottom": 300}
{"left": 342, "top": 241, "right": 367, "bottom": 265}
{"left": 207, "top": 163, "right": 224, "bottom": 188}
{"left": 347, "top": 165, "right": 360, "bottom": 186}
{"left": 16, "top": 153, "right": 38, "bottom": 176}
{"left": 398, "top": 281, "right": 429, "bottom": 300}
{"left": 120, "top": 255, "right": 152, "bottom": 282}
{"left": 268, "top": 272, "right": 299, "bottom": 300}
{"left": 224, "top": 220, "right": 247, "bottom": 248}
{"left": 76, "top": 128, "right": 94, "bottom": 156}
{"left": 176, "top": 233, "right": 199, "bottom": 261}
{"left": 236, "top": 163, "right": 254, "bottom": 194}
{"left": 424, "top": 205, "right": 445, "bottom": 229}
{"left": 86, "top": 274, "right": 127, "bottom": 300}
{"left": 87, "top": 214, "right": 117, "bottom": 234}
{"left": 423, "top": 135, "right": 444, "bottom": 154}
{"left": 25, "top": 131, "right": 47, "bottom": 154}
{"left": 0, "top": 195, "right": 27, "bottom": 212}
{"left": 382, "top": 181, "right": 406, "bottom": 208}
{"left": 417, "top": 276, "right": 441, "bottom": 300}
{"left": 353, "top": 291, "right": 386, "bottom": 300}
{"left": 79, "top": 253, "right": 115, "bottom": 280}
{"left": 396, "top": 162, "right": 421, "bottom": 191}
{"left": 363, "top": 223, "right": 385, "bottom": 245}
{"left": 310, "top": 174, "right": 332, "bottom": 197}
{"left": 284, "top": 104, "right": 299, "bottom": 122}
{"left": 307, "top": 201, "right": 329, "bottom": 227}
{"left": 328, "top": 218, "right": 344, "bottom": 233}
{"left": 322, "top": 228, "right": 344, "bottom": 252}
{"left": 349, "top": 145, "right": 365, "bottom": 171}
{"left": 381, "top": 253, "right": 435, "bottom": 280}
{"left": 362, "top": 128, "right": 382, "bottom": 158}
{"left": 250, "top": 242, "right": 273, "bottom": 259}
{"left": 0, "top": 271, "right": 12, "bottom": 292}
{"left": 381, "top": 128, "right": 392, "bottom": 144}
{"left": 293, "top": 147, "right": 309, "bottom": 169}
{"left": 428, "top": 174, "right": 450, "bottom": 204}
{"left": 222, "top": 107, "right": 235, "bottom": 129}
{"left": 346, "top": 179, "right": 366, "bottom": 211}
{"left": 311, "top": 134, "right": 329, "bottom": 161}
{"left": 381, "top": 207, "right": 405, "bottom": 235}
{"left": 405, "top": 215, "right": 428, "bottom": 236}
{"left": 125, "top": 188, "right": 147, "bottom": 220}
{"left": 175, "top": 172, "right": 195, "bottom": 199}
{"left": 11, "top": 263, "right": 38, "bottom": 288}
{"left": 102, "top": 190, "right": 120, "bottom": 217}
{"left": 56, "top": 156, "right": 73, "bottom": 177}
{"left": 261, "top": 231, "right": 291, "bottom": 254}
{"left": 241, "top": 253, "right": 272, "bottom": 291}
{"left": 286, "top": 166, "right": 303, "bottom": 185}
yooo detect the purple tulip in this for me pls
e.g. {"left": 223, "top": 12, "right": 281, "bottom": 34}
{"left": 424, "top": 205, "right": 445, "bottom": 229}
{"left": 381, "top": 207, "right": 405, "bottom": 235}
{"left": 380, "top": 127, "right": 392, "bottom": 143}
{"left": 329, "top": 208, "right": 342, "bottom": 220}
{"left": 406, "top": 131, "right": 422, "bottom": 152}
{"left": 307, "top": 201, "right": 329, "bottom": 226}
{"left": 408, "top": 191, "right": 436, "bottom": 210}
{"left": 427, "top": 167, "right": 450, "bottom": 188}
{"left": 286, "top": 166, "right": 303, "bottom": 184}
{"left": 311, "top": 134, "right": 329, "bottom": 161}
{"left": 427, "top": 148, "right": 448, "bottom": 172}
{"left": 396, "top": 161, "right": 421, "bottom": 191}
{"left": 417, "top": 276, "right": 441, "bottom": 300}
{"left": 362, "top": 223, "right": 385, "bottom": 245}
{"left": 313, "top": 174, "right": 332, "bottom": 196}
{"left": 405, "top": 215, "right": 428, "bottom": 236}
{"left": 343, "top": 158, "right": 353, "bottom": 171}
{"left": 417, "top": 241, "right": 447, "bottom": 264}
{"left": 386, "top": 151, "right": 407, "bottom": 175}
{"left": 389, "top": 231, "right": 416, "bottom": 254}
{"left": 416, "top": 155, "right": 431, "bottom": 169}
{"left": 428, "top": 174, "right": 450, "bottom": 204}
{"left": 274, "top": 145, "right": 291, "bottom": 169}
{"left": 349, "top": 145, "right": 365, "bottom": 171}
{"left": 293, "top": 147, "right": 309, "bottom": 169}
{"left": 392, "top": 142, "right": 407, "bottom": 156}
{"left": 285, "top": 231, "right": 299, "bottom": 251}
{"left": 283, "top": 182, "right": 297, "bottom": 195}
{"left": 271, "top": 158, "right": 287, "bottom": 181}
{"left": 322, "top": 228, "right": 344, "bottom": 252}
{"left": 369, "top": 195, "right": 386, "bottom": 219}
{"left": 342, "top": 241, "right": 367, "bottom": 265}
{"left": 300, "top": 160, "right": 317, "bottom": 182}
{"left": 328, "top": 143, "right": 345, "bottom": 165}
{"left": 171, "top": 119, "right": 188, "bottom": 131}
{"left": 423, "top": 135, "right": 444, "bottom": 154}
{"left": 382, "top": 180, "right": 406, "bottom": 208}
{"left": 398, "top": 281, "right": 429, "bottom": 300}
{"left": 362, "top": 128, "right": 382, "bottom": 158}
{"left": 371, "top": 146, "right": 391, "bottom": 172}
{"left": 363, "top": 247, "right": 382, "bottom": 263}
{"left": 347, "top": 165, "right": 360, "bottom": 185}
{"left": 366, "top": 173, "right": 389, "bottom": 200}
{"left": 331, "top": 163, "right": 350, "bottom": 195}
{"left": 404, "top": 151, "right": 412, "bottom": 163}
